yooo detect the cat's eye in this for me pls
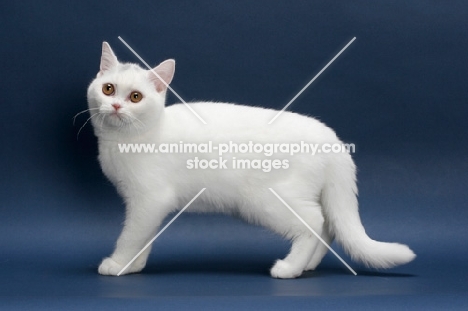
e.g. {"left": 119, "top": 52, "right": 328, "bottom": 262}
{"left": 130, "top": 91, "right": 143, "bottom": 103}
{"left": 102, "top": 83, "right": 115, "bottom": 96}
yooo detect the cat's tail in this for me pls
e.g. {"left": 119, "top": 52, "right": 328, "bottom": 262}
{"left": 321, "top": 153, "right": 416, "bottom": 269}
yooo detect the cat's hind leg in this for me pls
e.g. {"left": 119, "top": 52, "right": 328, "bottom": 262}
{"left": 271, "top": 234, "right": 319, "bottom": 279}
{"left": 305, "top": 220, "right": 334, "bottom": 271}
{"left": 268, "top": 201, "right": 324, "bottom": 279}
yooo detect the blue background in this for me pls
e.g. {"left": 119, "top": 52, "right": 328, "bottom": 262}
{"left": 1, "top": 1, "right": 467, "bottom": 309}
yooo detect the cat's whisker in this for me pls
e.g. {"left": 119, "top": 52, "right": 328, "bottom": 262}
{"left": 132, "top": 116, "right": 146, "bottom": 131}
{"left": 131, "top": 122, "right": 141, "bottom": 137}
{"left": 118, "top": 112, "right": 144, "bottom": 136}
{"left": 126, "top": 114, "right": 145, "bottom": 136}
{"left": 99, "top": 113, "right": 106, "bottom": 130}
{"left": 73, "top": 107, "right": 100, "bottom": 126}
{"left": 77, "top": 113, "right": 100, "bottom": 140}
{"left": 117, "top": 120, "right": 126, "bottom": 134}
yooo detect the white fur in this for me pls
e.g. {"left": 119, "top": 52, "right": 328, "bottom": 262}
{"left": 87, "top": 42, "right": 415, "bottom": 278}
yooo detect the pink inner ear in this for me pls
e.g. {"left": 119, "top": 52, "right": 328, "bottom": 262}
{"left": 149, "top": 59, "right": 175, "bottom": 93}
{"left": 100, "top": 42, "right": 118, "bottom": 73}
{"left": 152, "top": 72, "right": 167, "bottom": 93}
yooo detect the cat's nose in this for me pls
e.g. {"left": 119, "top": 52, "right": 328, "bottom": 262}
{"left": 112, "top": 103, "right": 121, "bottom": 111}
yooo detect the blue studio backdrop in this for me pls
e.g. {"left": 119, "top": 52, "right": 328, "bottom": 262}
{"left": 1, "top": 1, "right": 467, "bottom": 310}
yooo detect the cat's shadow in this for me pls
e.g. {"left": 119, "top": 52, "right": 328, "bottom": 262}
{"left": 80, "top": 258, "right": 416, "bottom": 279}
{"left": 104, "top": 259, "right": 416, "bottom": 278}
{"left": 143, "top": 258, "right": 271, "bottom": 276}
{"left": 351, "top": 269, "right": 416, "bottom": 278}
{"left": 303, "top": 268, "right": 415, "bottom": 278}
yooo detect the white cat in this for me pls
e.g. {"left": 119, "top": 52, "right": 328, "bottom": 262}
{"left": 86, "top": 42, "right": 415, "bottom": 278}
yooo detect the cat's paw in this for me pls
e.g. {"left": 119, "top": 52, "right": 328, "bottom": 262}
{"left": 98, "top": 257, "right": 146, "bottom": 276}
{"left": 98, "top": 257, "right": 125, "bottom": 276}
{"left": 270, "top": 260, "right": 303, "bottom": 279}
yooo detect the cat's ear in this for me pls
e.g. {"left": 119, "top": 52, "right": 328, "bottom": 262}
{"left": 148, "top": 59, "right": 175, "bottom": 93}
{"left": 98, "top": 42, "right": 118, "bottom": 76}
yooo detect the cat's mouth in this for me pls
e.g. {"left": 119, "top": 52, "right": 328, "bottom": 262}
{"left": 110, "top": 111, "right": 122, "bottom": 119}
{"left": 106, "top": 109, "right": 127, "bottom": 121}
{"left": 99, "top": 109, "right": 136, "bottom": 129}
{"left": 104, "top": 111, "right": 129, "bottom": 127}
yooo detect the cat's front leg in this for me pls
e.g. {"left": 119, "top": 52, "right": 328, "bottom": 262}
{"left": 98, "top": 248, "right": 152, "bottom": 276}
{"left": 99, "top": 189, "right": 176, "bottom": 276}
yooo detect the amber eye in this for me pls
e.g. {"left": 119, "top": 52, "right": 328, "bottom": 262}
{"left": 130, "top": 91, "right": 143, "bottom": 103}
{"left": 102, "top": 83, "right": 115, "bottom": 96}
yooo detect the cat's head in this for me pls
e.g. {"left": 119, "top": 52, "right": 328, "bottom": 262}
{"left": 87, "top": 42, "right": 174, "bottom": 137}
